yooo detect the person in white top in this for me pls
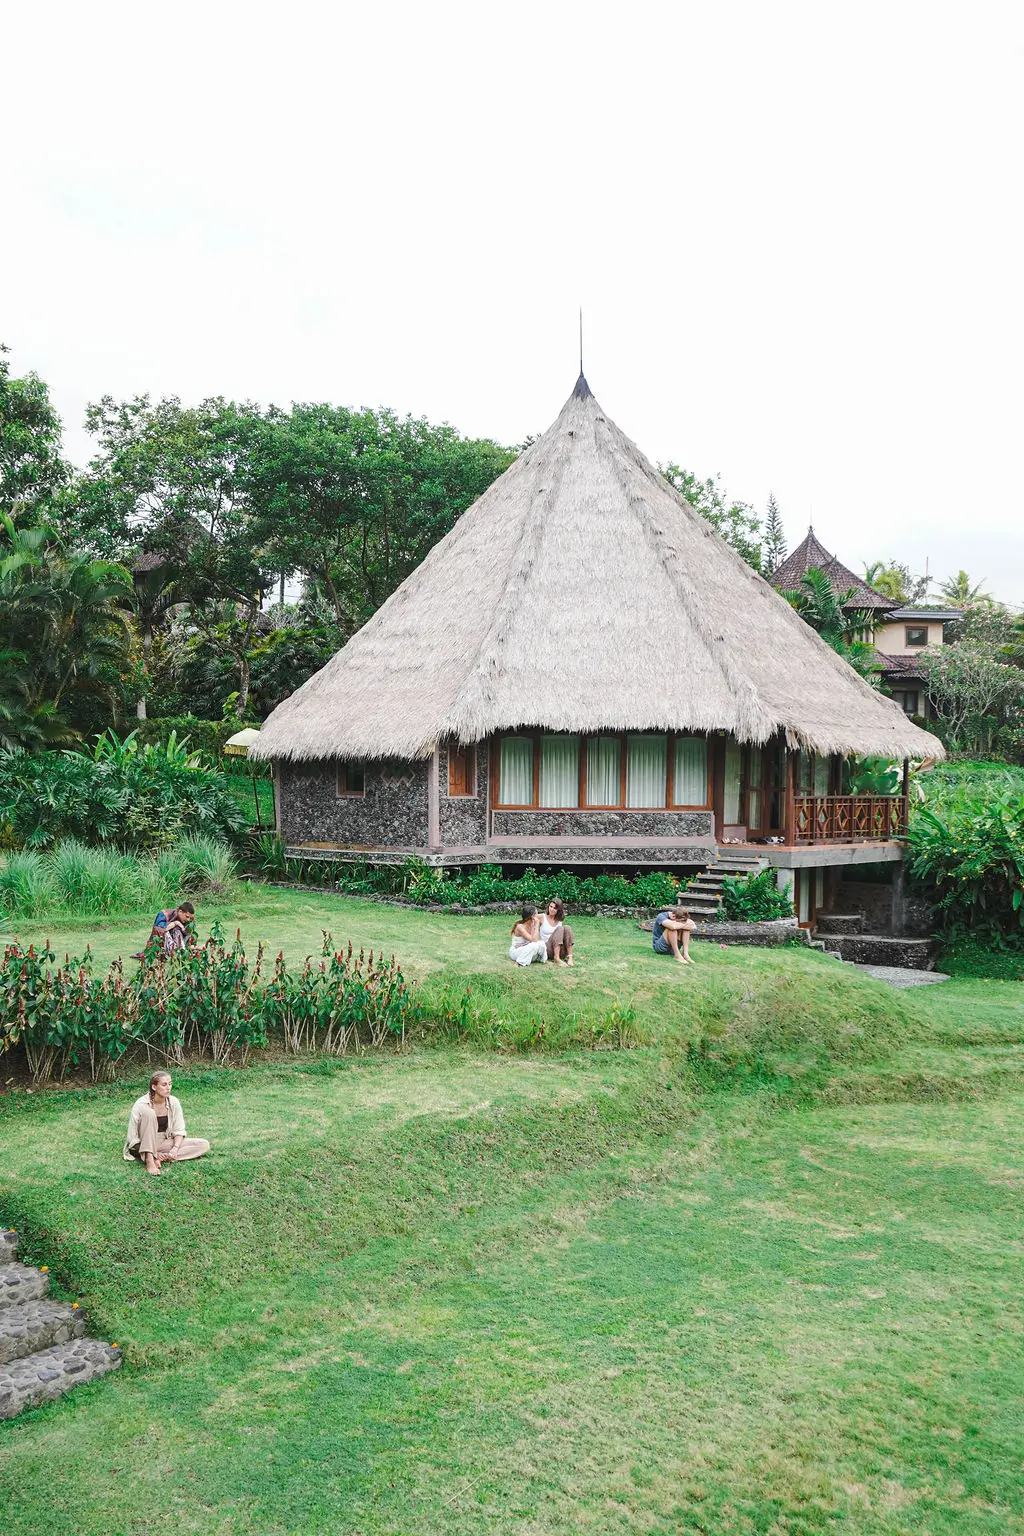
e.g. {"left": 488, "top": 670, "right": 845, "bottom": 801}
{"left": 539, "top": 898, "right": 575, "bottom": 966}
{"left": 508, "top": 904, "right": 548, "bottom": 966}
{"left": 123, "top": 1071, "right": 210, "bottom": 1176}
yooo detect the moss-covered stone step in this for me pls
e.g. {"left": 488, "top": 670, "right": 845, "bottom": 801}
{"left": 0, "top": 1299, "right": 86, "bottom": 1364}
{"left": 0, "top": 1338, "right": 122, "bottom": 1420}
{"left": 0, "top": 1262, "right": 49, "bottom": 1311}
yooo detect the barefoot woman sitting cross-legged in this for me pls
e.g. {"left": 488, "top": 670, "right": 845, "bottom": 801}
{"left": 123, "top": 1072, "right": 210, "bottom": 1176}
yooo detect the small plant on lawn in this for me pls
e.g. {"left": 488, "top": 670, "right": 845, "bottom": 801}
{"left": 717, "top": 868, "right": 794, "bottom": 922}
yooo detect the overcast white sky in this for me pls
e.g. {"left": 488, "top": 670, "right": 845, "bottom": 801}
{"left": 5, "top": 1, "right": 1023, "bottom": 601}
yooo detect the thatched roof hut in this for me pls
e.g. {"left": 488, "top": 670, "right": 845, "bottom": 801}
{"left": 252, "top": 376, "right": 943, "bottom": 765}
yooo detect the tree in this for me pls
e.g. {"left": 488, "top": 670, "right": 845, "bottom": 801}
{"left": 660, "top": 465, "right": 763, "bottom": 571}
{"left": 72, "top": 395, "right": 271, "bottom": 718}
{"left": 919, "top": 641, "right": 1022, "bottom": 754}
{"left": 763, "top": 493, "right": 786, "bottom": 573}
{"left": 0, "top": 509, "right": 133, "bottom": 741}
{"left": 781, "top": 567, "right": 881, "bottom": 682}
{"left": 246, "top": 405, "right": 514, "bottom": 633}
{"left": 863, "top": 560, "right": 931, "bottom": 605}
{"left": 0, "top": 344, "right": 69, "bottom": 518}
{"left": 939, "top": 570, "right": 992, "bottom": 607}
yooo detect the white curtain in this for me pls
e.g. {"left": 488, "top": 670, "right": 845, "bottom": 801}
{"left": 747, "top": 746, "right": 762, "bottom": 829}
{"left": 724, "top": 740, "right": 742, "bottom": 823}
{"left": 673, "top": 737, "right": 708, "bottom": 806}
{"left": 539, "top": 734, "right": 579, "bottom": 807}
{"left": 813, "top": 755, "right": 830, "bottom": 796}
{"left": 626, "top": 734, "right": 667, "bottom": 808}
{"left": 499, "top": 736, "right": 533, "bottom": 805}
{"left": 586, "top": 736, "right": 620, "bottom": 806}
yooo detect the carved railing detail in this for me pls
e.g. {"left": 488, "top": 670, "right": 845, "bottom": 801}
{"left": 792, "top": 795, "right": 906, "bottom": 843}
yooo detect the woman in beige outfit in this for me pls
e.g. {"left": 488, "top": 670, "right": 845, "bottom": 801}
{"left": 123, "top": 1072, "right": 210, "bottom": 1176}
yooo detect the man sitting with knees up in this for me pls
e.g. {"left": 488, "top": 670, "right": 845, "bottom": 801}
{"left": 651, "top": 904, "right": 697, "bottom": 965}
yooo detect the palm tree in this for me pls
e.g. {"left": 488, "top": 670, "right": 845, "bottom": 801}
{"left": 782, "top": 567, "right": 882, "bottom": 683}
{"left": 939, "top": 570, "right": 991, "bottom": 606}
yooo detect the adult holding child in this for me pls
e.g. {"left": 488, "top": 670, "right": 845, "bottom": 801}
{"left": 123, "top": 1072, "right": 210, "bottom": 1176}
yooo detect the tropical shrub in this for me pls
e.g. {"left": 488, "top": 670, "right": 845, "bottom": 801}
{"left": 0, "top": 929, "right": 419, "bottom": 1084}
{"left": 268, "top": 856, "right": 689, "bottom": 911}
{"left": 0, "top": 731, "right": 247, "bottom": 850}
{"left": 717, "top": 868, "right": 794, "bottom": 922}
{"left": 906, "top": 768, "right": 1024, "bottom": 943}
{"left": 125, "top": 716, "right": 271, "bottom": 776}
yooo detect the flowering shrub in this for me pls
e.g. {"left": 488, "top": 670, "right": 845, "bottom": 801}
{"left": 0, "top": 928, "right": 419, "bottom": 1085}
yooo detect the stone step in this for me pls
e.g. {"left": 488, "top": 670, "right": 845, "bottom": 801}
{"left": 0, "top": 1338, "right": 122, "bottom": 1420}
{"left": 0, "top": 1263, "right": 49, "bottom": 1311}
{"left": 0, "top": 1229, "right": 17, "bottom": 1265}
{"left": 815, "top": 913, "right": 864, "bottom": 936}
{"left": 820, "top": 934, "right": 935, "bottom": 969}
{"left": 0, "top": 1300, "right": 86, "bottom": 1365}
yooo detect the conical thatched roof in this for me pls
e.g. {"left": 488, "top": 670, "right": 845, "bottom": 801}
{"left": 252, "top": 376, "right": 943, "bottom": 764}
{"left": 769, "top": 529, "right": 897, "bottom": 613}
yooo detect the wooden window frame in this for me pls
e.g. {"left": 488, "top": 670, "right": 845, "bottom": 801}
{"left": 447, "top": 744, "right": 477, "bottom": 798}
{"left": 905, "top": 625, "right": 928, "bottom": 648}
{"left": 336, "top": 761, "right": 366, "bottom": 799}
{"left": 491, "top": 732, "right": 712, "bottom": 811}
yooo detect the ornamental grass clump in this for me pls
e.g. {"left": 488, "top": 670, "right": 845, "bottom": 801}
{"left": 0, "top": 836, "right": 239, "bottom": 920}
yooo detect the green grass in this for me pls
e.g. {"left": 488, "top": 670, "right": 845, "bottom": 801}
{"left": 2, "top": 899, "right": 1024, "bottom": 1534}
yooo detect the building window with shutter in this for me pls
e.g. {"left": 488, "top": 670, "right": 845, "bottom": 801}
{"left": 448, "top": 745, "right": 476, "bottom": 797}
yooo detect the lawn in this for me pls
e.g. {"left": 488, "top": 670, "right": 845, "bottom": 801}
{"left": 2, "top": 897, "right": 1023, "bottom": 1534}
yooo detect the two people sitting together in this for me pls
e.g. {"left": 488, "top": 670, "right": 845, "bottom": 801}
{"left": 509, "top": 899, "right": 575, "bottom": 967}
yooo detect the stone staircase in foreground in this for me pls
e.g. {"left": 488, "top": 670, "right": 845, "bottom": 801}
{"left": 682, "top": 850, "right": 769, "bottom": 921}
{"left": 812, "top": 912, "right": 935, "bottom": 970}
{"left": 0, "top": 1227, "right": 121, "bottom": 1420}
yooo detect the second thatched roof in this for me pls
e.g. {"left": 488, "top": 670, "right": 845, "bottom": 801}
{"left": 252, "top": 376, "right": 944, "bottom": 764}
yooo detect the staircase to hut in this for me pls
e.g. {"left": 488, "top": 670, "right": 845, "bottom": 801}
{"left": 0, "top": 1227, "right": 121, "bottom": 1420}
{"left": 812, "top": 912, "right": 936, "bottom": 969}
{"left": 683, "top": 850, "right": 769, "bottom": 921}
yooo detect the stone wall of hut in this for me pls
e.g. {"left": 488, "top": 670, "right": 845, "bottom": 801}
{"left": 489, "top": 809, "right": 715, "bottom": 839}
{"left": 278, "top": 760, "right": 430, "bottom": 849}
{"left": 438, "top": 743, "right": 489, "bottom": 848}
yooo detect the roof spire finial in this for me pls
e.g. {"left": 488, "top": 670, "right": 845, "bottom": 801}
{"left": 573, "top": 307, "right": 593, "bottom": 398}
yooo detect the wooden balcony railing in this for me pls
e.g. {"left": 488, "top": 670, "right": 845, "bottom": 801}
{"left": 792, "top": 794, "right": 907, "bottom": 843}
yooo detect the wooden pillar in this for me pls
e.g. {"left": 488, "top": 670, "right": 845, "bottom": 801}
{"left": 784, "top": 747, "right": 797, "bottom": 846}
{"left": 428, "top": 746, "right": 441, "bottom": 851}
{"left": 900, "top": 757, "right": 910, "bottom": 836}
{"left": 711, "top": 735, "right": 726, "bottom": 840}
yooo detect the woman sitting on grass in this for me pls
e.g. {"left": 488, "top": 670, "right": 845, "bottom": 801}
{"left": 508, "top": 903, "right": 548, "bottom": 967}
{"left": 540, "top": 898, "right": 575, "bottom": 966}
{"left": 123, "top": 1071, "right": 210, "bottom": 1176}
